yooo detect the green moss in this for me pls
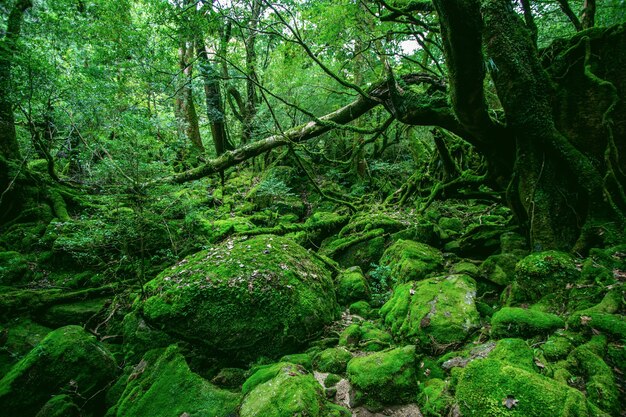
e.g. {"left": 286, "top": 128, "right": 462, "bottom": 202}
{"left": 0, "top": 318, "right": 51, "bottom": 375}
{"left": 0, "top": 251, "right": 32, "bottom": 285}
{"left": 142, "top": 235, "right": 338, "bottom": 363}
{"left": 515, "top": 251, "right": 580, "bottom": 301}
{"left": 348, "top": 300, "right": 377, "bottom": 319}
{"left": 34, "top": 395, "right": 80, "bottom": 417}
{"left": 439, "top": 217, "right": 464, "bottom": 233}
{"left": 381, "top": 275, "right": 480, "bottom": 351}
{"left": 188, "top": 213, "right": 255, "bottom": 243}
{"left": 324, "top": 373, "right": 342, "bottom": 387}
{"left": 347, "top": 345, "right": 417, "bottom": 408}
{"left": 0, "top": 325, "right": 117, "bottom": 417}
{"left": 417, "top": 378, "right": 453, "bottom": 417}
{"left": 489, "top": 338, "right": 536, "bottom": 372}
{"left": 567, "top": 291, "right": 626, "bottom": 340}
{"left": 491, "top": 307, "right": 565, "bottom": 338}
{"left": 379, "top": 239, "right": 444, "bottom": 286}
{"left": 321, "top": 231, "right": 386, "bottom": 270}
{"left": 336, "top": 266, "right": 370, "bottom": 305}
{"left": 313, "top": 347, "right": 352, "bottom": 374}
{"left": 279, "top": 353, "right": 313, "bottom": 371}
{"left": 451, "top": 261, "right": 479, "bottom": 277}
{"left": 500, "top": 232, "right": 527, "bottom": 254}
{"left": 455, "top": 358, "right": 608, "bottom": 417}
{"left": 210, "top": 367, "right": 247, "bottom": 389}
{"left": 40, "top": 298, "right": 108, "bottom": 328}
{"left": 240, "top": 362, "right": 349, "bottom": 417}
{"left": 115, "top": 345, "right": 240, "bottom": 417}
{"left": 338, "top": 322, "right": 393, "bottom": 352}
{"left": 480, "top": 254, "right": 520, "bottom": 286}
{"left": 542, "top": 332, "right": 577, "bottom": 361}
{"left": 566, "top": 337, "right": 619, "bottom": 415}
{"left": 121, "top": 311, "right": 174, "bottom": 363}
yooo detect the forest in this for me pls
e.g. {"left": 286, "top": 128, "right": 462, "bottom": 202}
{"left": 0, "top": 0, "right": 625, "bottom": 416}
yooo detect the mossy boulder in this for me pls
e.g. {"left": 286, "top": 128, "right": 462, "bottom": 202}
{"left": 417, "top": 378, "right": 453, "bottom": 417}
{"left": 338, "top": 322, "right": 393, "bottom": 352}
{"left": 347, "top": 345, "right": 417, "bottom": 408}
{"left": 0, "top": 318, "right": 51, "bottom": 375}
{"left": 112, "top": 345, "right": 240, "bottom": 417}
{"left": 480, "top": 253, "right": 520, "bottom": 286}
{"left": 0, "top": 251, "right": 32, "bottom": 285}
{"left": 348, "top": 300, "right": 377, "bottom": 319}
{"left": 515, "top": 251, "right": 580, "bottom": 300}
{"left": 121, "top": 311, "right": 175, "bottom": 362}
{"left": 491, "top": 307, "right": 565, "bottom": 338}
{"left": 381, "top": 274, "right": 480, "bottom": 351}
{"left": 313, "top": 347, "right": 352, "bottom": 374}
{"left": 141, "top": 235, "right": 338, "bottom": 363}
{"left": 567, "top": 290, "right": 626, "bottom": 340}
{"left": 379, "top": 239, "right": 444, "bottom": 285}
{"left": 336, "top": 266, "right": 370, "bottom": 305}
{"left": 240, "top": 362, "right": 350, "bottom": 417}
{"left": 322, "top": 231, "right": 386, "bottom": 270}
{"left": 563, "top": 336, "right": 619, "bottom": 416}
{"left": 40, "top": 298, "right": 108, "bottom": 328}
{"left": 500, "top": 231, "right": 527, "bottom": 254}
{"left": 189, "top": 214, "right": 255, "bottom": 243}
{"left": 455, "top": 358, "right": 608, "bottom": 417}
{"left": 0, "top": 325, "right": 117, "bottom": 417}
{"left": 488, "top": 338, "right": 537, "bottom": 372}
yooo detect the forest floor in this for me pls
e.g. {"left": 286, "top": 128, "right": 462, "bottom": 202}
{"left": 0, "top": 164, "right": 624, "bottom": 417}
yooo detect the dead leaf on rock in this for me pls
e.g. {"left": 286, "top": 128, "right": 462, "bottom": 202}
{"left": 534, "top": 359, "right": 545, "bottom": 369}
{"left": 502, "top": 395, "right": 518, "bottom": 409}
{"left": 580, "top": 315, "right": 592, "bottom": 326}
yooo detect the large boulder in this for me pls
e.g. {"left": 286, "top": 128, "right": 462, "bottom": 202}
{"left": 381, "top": 274, "right": 480, "bottom": 351}
{"left": 455, "top": 358, "right": 609, "bottom": 417}
{"left": 141, "top": 235, "right": 338, "bottom": 363}
{"left": 515, "top": 251, "right": 580, "bottom": 300}
{"left": 240, "top": 362, "right": 349, "bottom": 417}
{"left": 379, "top": 239, "right": 444, "bottom": 285}
{"left": 111, "top": 345, "right": 240, "bottom": 417}
{"left": 347, "top": 345, "right": 417, "bottom": 408}
{"left": 0, "top": 325, "right": 117, "bottom": 417}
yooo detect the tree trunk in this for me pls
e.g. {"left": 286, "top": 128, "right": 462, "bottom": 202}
{"left": 241, "top": 0, "right": 262, "bottom": 145}
{"left": 175, "top": 41, "right": 204, "bottom": 153}
{"left": 0, "top": 0, "right": 33, "bottom": 224}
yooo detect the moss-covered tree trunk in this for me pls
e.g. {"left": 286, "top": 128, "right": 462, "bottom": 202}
{"left": 431, "top": 0, "right": 625, "bottom": 252}
{"left": 0, "top": 0, "right": 32, "bottom": 224}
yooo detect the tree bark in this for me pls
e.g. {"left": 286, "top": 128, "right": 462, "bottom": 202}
{"left": 241, "top": 0, "right": 262, "bottom": 144}
{"left": 175, "top": 40, "right": 204, "bottom": 152}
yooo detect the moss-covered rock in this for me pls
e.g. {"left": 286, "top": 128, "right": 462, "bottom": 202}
{"left": 188, "top": 213, "right": 255, "bottom": 243}
{"left": 515, "top": 251, "right": 580, "bottom": 300}
{"left": 313, "top": 347, "right": 352, "bottom": 374}
{"left": 338, "top": 321, "right": 393, "bottom": 352}
{"left": 455, "top": 358, "right": 608, "bottom": 417}
{"left": 40, "top": 298, "right": 108, "bottom": 328}
{"left": 348, "top": 300, "right": 377, "bottom": 319}
{"left": 381, "top": 275, "right": 480, "bottom": 351}
{"left": 379, "top": 239, "right": 444, "bottom": 286}
{"left": 240, "top": 362, "right": 349, "bottom": 417}
{"left": 210, "top": 367, "right": 247, "bottom": 389}
{"left": 141, "top": 235, "right": 338, "bottom": 363}
{"left": 336, "top": 266, "right": 370, "bottom": 305}
{"left": 417, "top": 378, "right": 453, "bottom": 417}
{"left": 488, "top": 338, "right": 537, "bottom": 372}
{"left": 35, "top": 395, "right": 81, "bottom": 417}
{"left": 565, "top": 337, "right": 619, "bottom": 416}
{"left": 491, "top": 307, "right": 565, "bottom": 338}
{"left": 451, "top": 261, "right": 479, "bottom": 277}
{"left": 279, "top": 353, "right": 313, "bottom": 371}
{"left": 113, "top": 345, "right": 240, "bottom": 417}
{"left": 0, "top": 325, "right": 117, "bottom": 417}
{"left": 0, "top": 251, "right": 32, "bottom": 285}
{"left": 480, "top": 253, "right": 520, "bottom": 286}
{"left": 541, "top": 331, "right": 581, "bottom": 361}
{"left": 347, "top": 345, "right": 417, "bottom": 408}
{"left": 567, "top": 290, "right": 626, "bottom": 340}
{"left": 121, "top": 311, "right": 175, "bottom": 362}
{"left": 321, "top": 231, "right": 386, "bottom": 270}
{"left": 0, "top": 318, "right": 51, "bottom": 376}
